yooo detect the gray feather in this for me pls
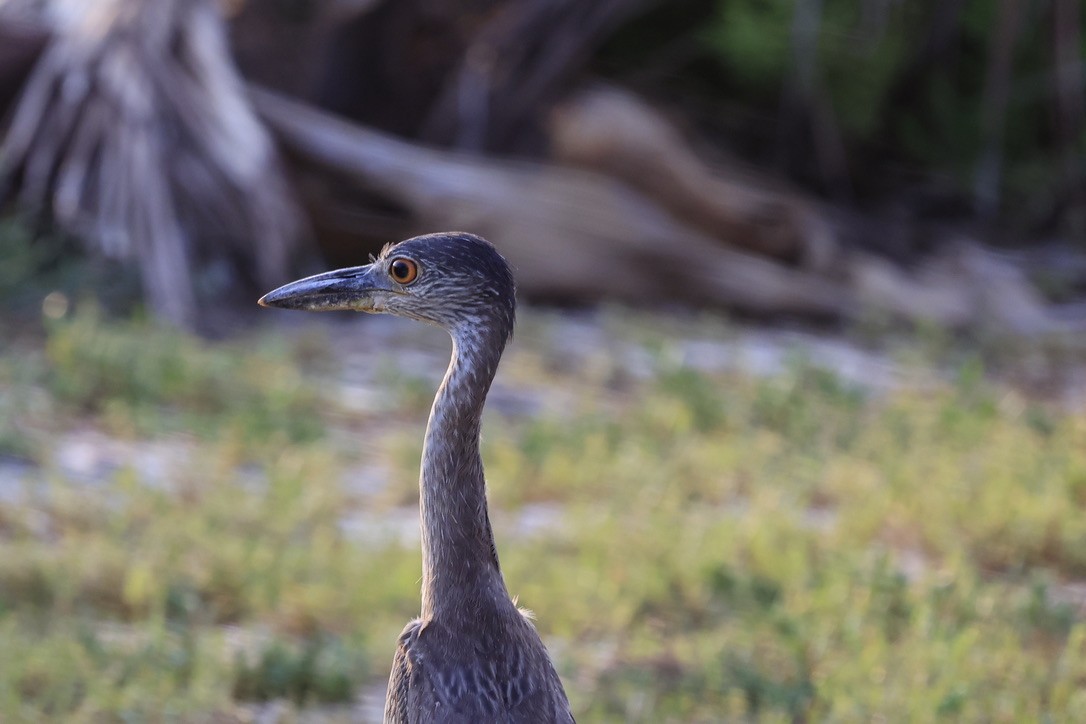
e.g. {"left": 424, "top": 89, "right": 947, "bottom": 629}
{"left": 363, "top": 233, "right": 573, "bottom": 724}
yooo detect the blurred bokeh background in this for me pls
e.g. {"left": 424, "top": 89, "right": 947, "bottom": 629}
{"left": 1, "top": 0, "right": 1085, "bottom": 721}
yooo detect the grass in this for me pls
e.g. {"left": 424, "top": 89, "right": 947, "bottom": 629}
{"left": 0, "top": 301, "right": 1084, "bottom": 722}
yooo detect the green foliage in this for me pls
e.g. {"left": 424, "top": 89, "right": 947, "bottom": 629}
{"left": 702, "top": 0, "right": 912, "bottom": 136}
{"left": 0, "top": 619, "right": 230, "bottom": 719}
{"left": 700, "top": 0, "right": 969, "bottom": 146}
{"left": 232, "top": 635, "right": 368, "bottom": 704}
{"left": 703, "top": 0, "right": 792, "bottom": 98}
{"left": 0, "top": 347, "right": 43, "bottom": 461}
{"left": 2, "top": 310, "right": 1086, "bottom": 719}
{"left": 44, "top": 304, "right": 326, "bottom": 445}
{"left": 0, "top": 217, "right": 139, "bottom": 320}
{"left": 0, "top": 219, "right": 53, "bottom": 303}
{"left": 603, "top": 0, "right": 1082, "bottom": 223}
{"left": 488, "top": 345, "right": 1086, "bottom": 720}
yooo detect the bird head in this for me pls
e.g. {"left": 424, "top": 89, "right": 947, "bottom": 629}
{"left": 259, "top": 232, "right": 516, "bottom": 340}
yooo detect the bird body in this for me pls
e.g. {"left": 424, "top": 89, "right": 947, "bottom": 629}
{"left": 260, "top": 232, "right": 573, "bottom": 723}
{"left": 387, "top": 609, "right": 571, "bottom": 722}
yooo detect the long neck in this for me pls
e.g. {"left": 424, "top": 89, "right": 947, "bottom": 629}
{"left": 419, "top": 324, "right": 508, "bottom": 619}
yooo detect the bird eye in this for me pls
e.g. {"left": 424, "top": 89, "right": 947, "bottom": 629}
{"left": 389, "top": 258, "right": 419, "bottom": 285}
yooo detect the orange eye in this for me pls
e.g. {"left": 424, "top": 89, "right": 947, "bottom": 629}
{"left": 389, "top": 258, "right": 419, "bottom": 285}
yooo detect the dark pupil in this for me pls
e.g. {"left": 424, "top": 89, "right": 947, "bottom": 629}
{"left": 393, "top": 261, "right": 410, "bottom": 280}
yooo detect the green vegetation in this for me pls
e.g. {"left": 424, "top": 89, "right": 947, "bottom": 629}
{"left": 601, "top": 0, "right": 1085, "bottom": 227}
{"left": 1, "top": 304, "right": 1084, "bottom": 721}
{"left": 44, "top": 305, "right": 326, "bottom": 445}
{"left": 0, "top": 219, "right": 140, "bottom": 318}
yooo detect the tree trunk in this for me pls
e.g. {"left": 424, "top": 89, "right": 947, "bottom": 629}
{"left": 0, "top": 0, "right": 304, "bottom": 328}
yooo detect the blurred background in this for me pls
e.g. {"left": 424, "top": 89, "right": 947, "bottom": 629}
{"left": 1, "top": 0, "right": 1085, "bottom": 721}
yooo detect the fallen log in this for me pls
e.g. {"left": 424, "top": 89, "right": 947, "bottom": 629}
{"left": 252, "top": 86, "right": 1068, "bottom": 335}
{"left": 548, "top": 85, "right": 839, "bottom": 270}
{"left": 250, "top": 85, "right": 853, "bottom": 318}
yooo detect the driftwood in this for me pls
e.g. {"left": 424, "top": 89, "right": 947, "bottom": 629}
{"left": 548, "top": 85, "right": 839, "bottom": 270}
{"left": 0, "top": 0, "right": 303, "bottom": 328}
{"left": 253, "top": 86, "right": 1070, "bottom": 334}
{"left": 850, "top": 243, "right": 1055, "bottom": 334}
{"left": 251, "top": 85, "right": 852, "bottom": 318}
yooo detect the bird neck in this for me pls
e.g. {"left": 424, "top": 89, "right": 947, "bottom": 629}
{"left": 419, "top": 324, "right": 508, "bottom": 620}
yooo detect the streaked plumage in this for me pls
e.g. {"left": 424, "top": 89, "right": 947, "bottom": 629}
{"left": 260, "top": 232, "right": 574, "bottom": 723}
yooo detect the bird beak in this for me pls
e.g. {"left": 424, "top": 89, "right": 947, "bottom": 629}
{"left": 258, "top": 263, "right": 389, "bottom": 312}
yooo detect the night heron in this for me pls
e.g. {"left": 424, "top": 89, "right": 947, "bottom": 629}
{"left": 259, "top": 232, "right": 574, "bottom": 723}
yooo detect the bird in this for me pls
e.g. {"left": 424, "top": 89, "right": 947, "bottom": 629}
{"left": 259, "top": 232, "right": 575, "bottom": 723}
